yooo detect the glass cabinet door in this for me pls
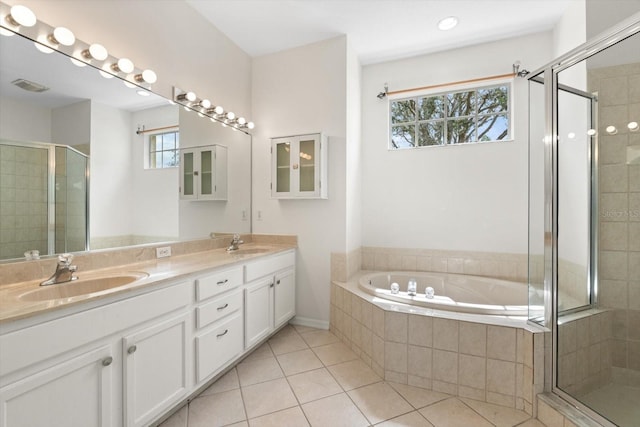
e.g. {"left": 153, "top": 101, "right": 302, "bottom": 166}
{"left": 200, "top": 149, "right": 213, "bottom": 196}
{"left": 298, "top": 138, "right": 315, "bottom": 193}
{"left": 275, "top": 141, "right": 291, "bottom": 194}
{"left": 182, "top": 151, "right": 194, "bottom": 197}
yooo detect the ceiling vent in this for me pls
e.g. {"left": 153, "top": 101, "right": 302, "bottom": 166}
{"left": 11, "top": 78, "right": 49, "bottom": 93}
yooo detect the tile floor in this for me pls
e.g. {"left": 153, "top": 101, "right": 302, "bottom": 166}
{"left": 159, "top": 325, "right": 546, "bottom": 427}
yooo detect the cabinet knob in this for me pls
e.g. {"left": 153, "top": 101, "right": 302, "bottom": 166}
{"left": 270, "top": 282, "right": 274, "bottom": 288}
{"left": 217, "top": 329, "right": 229, "bottom": 338}
{"left": 277, "top": 280, "right": 281, "bottom": 285}
{"left": 127, "top": 345, "right": 137, "bottom": 354}
{"left": 217, "top": 303, "right": 229, "bottom": 311}
{"left": 102, "top": 357, "right": 113, "bottom": 367}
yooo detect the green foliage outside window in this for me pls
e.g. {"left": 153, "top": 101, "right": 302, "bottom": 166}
{"left": 149, "top": 131, "right": 180, "bottom": 168}
{"left": 390, "top": 85, "right": 510, "bottom": 149}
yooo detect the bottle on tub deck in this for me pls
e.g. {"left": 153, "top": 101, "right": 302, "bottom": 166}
{"left": 407, "top": 278, "right": 417, "bottom": 296}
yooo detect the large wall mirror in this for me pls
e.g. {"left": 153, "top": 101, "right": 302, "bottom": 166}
{"left": 0, "top": 32, "right": 251, "bottom": 261}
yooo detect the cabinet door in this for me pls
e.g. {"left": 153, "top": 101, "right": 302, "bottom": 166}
{"left": 297, "top": 135, "right": 320, "bottom": 197}
{"left": 195, "top": 312, "right": 243, "bottom": 383}
{"left": 123, "top": 313, "right": 190, "bottom": 427}
{"left": 198, "top": 147, "right": 215, "bottom": 200}
{"left": 0, "top": 345, "right": 113, "bottom": 427}
{"left": 244, "top": 277, "right": 274, "bottom": 349}
{"left": 180, "top": 149, "right": 197, "bottom": 199}
{"left": 274, "top": 268, "right": 296, "bottom": 329}
{"left": 272, "top": 137, "right": 293, "bottom": 198}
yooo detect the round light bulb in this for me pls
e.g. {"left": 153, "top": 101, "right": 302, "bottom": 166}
{"left": 200, "top": 99, "right": 211, "bottom": 109}
{"left": 184, "top": 91, "right": 196, "bottom": 102}
{"left": 237, "top": 117, "right": 246, "bottom": 125}
{"left": 113, "top": 58, "right": 134, "bottom": 74}
{"left": 8, "top": 5, "right": 37, "bottom": 27}
{"left": 567, "top": 132, "right": 576, "bottom": 139}
{"left": 140, "top": 69, "right": 157, "bottom": 84}
{"left": 628, "top": 121, "right": 639, "bottom": 131}
{"left": 52, "top": 27, "right": 75, "bottom": 46}
{"left": 0, "top": 27, "right": 16, "bottom": 37}
{"left": 88, "top": 43, "right": 108, "bottom": 60}
{"left": 123, "top": 81, "right": 136, "bottom": 89}
{"left": 247, "top": 122, "right": 255, "bottom": 130}
{"left": 438, "top": 16, "right": 458, "bottom": 31}
{"left": 226, "top": 111, "right": 235, "bottom": 120}
{"left": 605, "top": 125, "right": 617, "bottom": 135}
{"left": 214, "top": 106, "right": 224, "bottom": 115}
{"left": 587, "top": 129, "right": 597, "bottom": 136}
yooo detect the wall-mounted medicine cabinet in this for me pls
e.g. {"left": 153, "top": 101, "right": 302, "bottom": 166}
{"left": 271, "top": 133, "right": 327, "bottom": 199}
{"left": 180, "top": 145, "right": 227, "bottom": 201}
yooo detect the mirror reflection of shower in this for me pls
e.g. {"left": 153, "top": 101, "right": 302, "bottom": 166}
{"left": 0, "top": 141, "right": 88, "bottom": 260}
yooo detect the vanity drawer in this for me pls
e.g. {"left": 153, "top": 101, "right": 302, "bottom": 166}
{"left": 195, "top": 312, "right": 243, "bottom": 383}
{"left": 196, "top": 290, "right": 242, "bottom": 329}
{"left": 244, "top": 251, "right": 295, "bottom": 282}
{"left": 196, "top": 267, "right": 243, "bottom": 301}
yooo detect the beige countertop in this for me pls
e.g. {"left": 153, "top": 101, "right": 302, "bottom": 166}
{"left": 0, "top": 243, "right": 295, "bottom": 323}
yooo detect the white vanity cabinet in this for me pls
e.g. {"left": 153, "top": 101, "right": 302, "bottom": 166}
{"left": 244, "top": 250, "right": 296, "bottom": 348}
{"left": 122, "top": 313, "right": 190, "bottom": 427}
{"left": 193, "top": 266, "right": 244, "bottom": 385}
{"left": 180, "top": 145, "right": 228, "bottom": 201}
{"left": 271, "top": 133, "right": 327, "bottom": 199}
{"left": 0, "top": 280, "right": 192, "bottom": 427}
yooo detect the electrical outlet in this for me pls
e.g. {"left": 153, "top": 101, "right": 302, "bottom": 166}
{"left": 242, "top": 210, "right": 247, "bottom": 221}
{"left": 156, "top": 246, "right": 172, "bottom": 258}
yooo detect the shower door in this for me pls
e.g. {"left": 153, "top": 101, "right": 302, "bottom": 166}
{"left": 529, "top": 19, "right": 640, "bottom": 427}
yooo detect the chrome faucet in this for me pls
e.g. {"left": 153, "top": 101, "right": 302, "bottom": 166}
{"left": 40, "top": 253, "right": 78, "bottom": 286}
{"left": 226, "top": 234, "right": 244, "bottom": 252}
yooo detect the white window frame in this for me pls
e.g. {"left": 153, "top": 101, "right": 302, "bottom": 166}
{"left": 145, "top": 128, "right": 180, "bottom": 169}
{"left": 388, "top": 78, "right": 514, "bottom": 150}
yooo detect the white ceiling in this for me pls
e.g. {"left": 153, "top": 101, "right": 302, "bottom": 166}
{"left": 187, "top": 0, "right": 571, "bottom": 64}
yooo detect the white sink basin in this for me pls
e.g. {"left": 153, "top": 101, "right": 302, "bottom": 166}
{"left": 19, "top": 272, "right": 149, "bottom": 301}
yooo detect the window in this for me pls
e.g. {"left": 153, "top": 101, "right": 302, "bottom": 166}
{"left": 389, "top": 83, "right": 511, "bottom": 149}
{"left": 149, "top": 130, "right": 179, "bottom": 168}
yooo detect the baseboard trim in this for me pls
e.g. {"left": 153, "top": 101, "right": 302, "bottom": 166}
{"left": 290, "top": 316, "right": 329, "bottom": 330}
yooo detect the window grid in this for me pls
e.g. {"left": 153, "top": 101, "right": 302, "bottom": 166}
{"left": 389, "top": 84, "right": 510, "bottom": 149}
{"left": 149, "top": 131, "right": 179, "bottom": 169}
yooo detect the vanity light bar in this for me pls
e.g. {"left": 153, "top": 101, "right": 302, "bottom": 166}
{"left": 0, "top": 2, "right": 157, "bottom": 91}
{"left": 173, "top": 87, "right": 255, "bottom": 133}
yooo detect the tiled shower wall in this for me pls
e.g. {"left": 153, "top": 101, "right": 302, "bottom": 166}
{"left": 589, "top": 62, "right": 640, "bottom": 373}
{"left": 0, "top": 143, "right": 48, "bottom": 259}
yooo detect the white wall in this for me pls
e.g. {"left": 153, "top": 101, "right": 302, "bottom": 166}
{"left": 52, "top": 100, "right": 91, "bottom": 149}
{"left": 0, "top": 97, "right": 51, "bottom": 143}
{"left": 252, "top": 36, "right": 348, "bottom": 326}
{"left": 361, "top": 33, "right": 553, "bottom": 254}
{"left": 346, "top": 42, "right": 363, "bottom": 253}
{"left": 553, "top": 0, "right": 587, "bottom": 58}
{"left": 131, "top": 105, "right": 179, "bottom": 240}
{"left": 90, "top": 102, "right": 133, "bottom": 239}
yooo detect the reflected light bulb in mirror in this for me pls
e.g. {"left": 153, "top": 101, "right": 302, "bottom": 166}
{"left": 137, "top": 90, "right": 150, "bottom": 97}
{"left": 7, "top": 5, "right": 36, "bottom": 27}
{"left": 214, "top": 106, "right": 224, "bottom": 115}
{"left": 49, "top": 27, "right": 75, "bottom": 46}
{"left": 112, "top": 58, "right": 134, "bottom": 74}
{"left": 237, "top": 117, "right": 246, "bottom": 125}
{"left": 628, "top": 121, "right": 639, "bottom": 132}
{"left": 587, "top": 129, "right": 596, "bottom": 136}
{"left": 0, "top": 27, "right": 15, "bottom": 36}
{"left": 567, "top": 132, "right": 576, "bottom": 139}
{"left": 34, "top": 40, "right": 54, "bottom": 54}
{"left": 200, "top": 99, "right": 211, "bottom": 109}
{"left": 605, "top": 125, "right": 617, "bottom": 135}
{"left": 123, "top": 80, "right": 136, "bottom": 89}
{"left": 247, "top": 122, "right": 255, "bottom": 130}
{"left": 69, "top": 57, "right": 87, "bottom": 67}
{"left": 99, "top": 70, "right": 114, "bottom": 79}
{"left": 226, "top": 111, "right": 235, "bottom": 120}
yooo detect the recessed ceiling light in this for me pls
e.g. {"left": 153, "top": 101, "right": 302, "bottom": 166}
{"left": 438, "top": 16, "right": 458, "bottom": 31}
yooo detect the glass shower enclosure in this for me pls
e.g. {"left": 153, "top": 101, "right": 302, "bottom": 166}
{"left": 528, "top": 16, "right": 640, "bottom": 427}
{"left": 0, "top": 141, "right": 88, "bottom": 261}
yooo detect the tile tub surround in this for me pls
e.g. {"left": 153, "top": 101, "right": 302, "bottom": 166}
{"left": 0, "top": 233, "right": 297, "bottom": 286}
{"left": 360, "top": 247, "right": 529, "bottom": 282}
{"left": 329, "top": 279, "right": 546, "bottom": 417}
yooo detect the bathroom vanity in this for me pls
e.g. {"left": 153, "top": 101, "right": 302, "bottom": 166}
{"left": 0, "top": 244, "right": 296, "bottom": 427}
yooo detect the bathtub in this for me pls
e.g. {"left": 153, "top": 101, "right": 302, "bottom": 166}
{"left": 358, "top": 271, "right": 528, "bottom": 316}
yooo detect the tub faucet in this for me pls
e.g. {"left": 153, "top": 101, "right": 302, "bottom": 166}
{"left": 227, "top": 234, "right": 244, "bottom": 252}
{"left": 40, "top": 253, "right": 78, "bottom": 286}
